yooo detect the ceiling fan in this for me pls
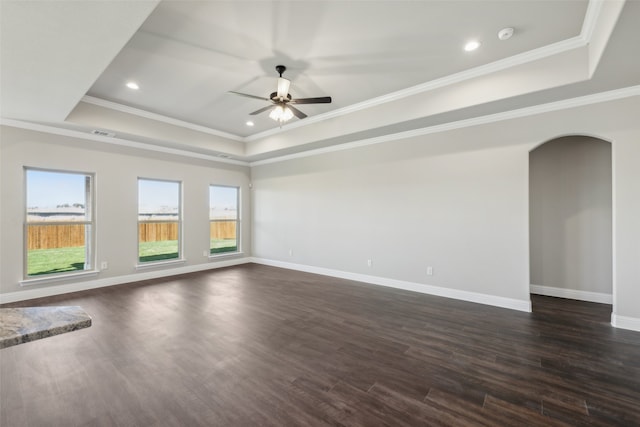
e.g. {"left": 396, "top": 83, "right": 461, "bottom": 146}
{"left": 230, "top": 65, "right": 332, "bottom": 124}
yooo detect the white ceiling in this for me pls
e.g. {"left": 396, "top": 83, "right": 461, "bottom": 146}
{"left": 0, "top": 0, "right": 158, "bottom": 122}
{"left": 87, "top": 0, "right": 588, "bottom": 137}
{"left": 1, "top": 0, "right": 639, "bottom": 163}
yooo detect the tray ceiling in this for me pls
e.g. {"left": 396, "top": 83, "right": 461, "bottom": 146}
{"left": 2, "top": 0, "right": 639, "bottom": 163}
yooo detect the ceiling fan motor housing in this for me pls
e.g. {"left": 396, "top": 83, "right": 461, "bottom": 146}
{"left": 270, "top": 92, "right": 291, "bottom": 102}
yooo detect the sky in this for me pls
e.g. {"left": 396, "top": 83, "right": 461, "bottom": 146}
{"left": 139, "top": 180, "right": 238, "bottom": 213}
{"left": 27, "top": 170, "right": 237, "bottom": 212}
{"left": 138, "top": 179, "right": 180, "bottom": 212}
{"left": 209, "top": 185, "right": 238, "bottom": 210}
{"left": 27, "top": 170, "right": 87, "bottom": 208}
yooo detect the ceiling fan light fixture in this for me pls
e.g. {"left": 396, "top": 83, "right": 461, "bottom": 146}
{"left": 269, "top": 105, "right": 283, "bottom": 121}
{"left": 230, "top": 64, "right": 331, "bottom": 123}
{"left": 269, "top": 105, "right": 293, "bottom": 123}
{"left": 283, "top": 107, "right": 293, "bottom": 121}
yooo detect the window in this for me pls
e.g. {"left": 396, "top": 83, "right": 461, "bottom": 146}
{"left": 138, "top": 178, "right": 181, "bottom": 263}
{"left": 25, "top": 168, "right": 94, "bottom": 277}
{"left": 209, "top": 185, "right": 239, "bottom": 255}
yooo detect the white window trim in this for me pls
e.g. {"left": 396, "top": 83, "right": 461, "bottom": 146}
{"left": 209, "top": 184, "right": 241, "bottom": 257}
{"left": 137, "top": 177, "right": 183, "bottom": 265}
{"left": 208, "top": 251, "right": 244, "bottom": 260}
{"left": 135, "top": 258, "right": 186, "bottom": 270}
{"left": 20, "top": 270, "right": 99, "bottom": 286}
{"left": 23, "top": 167, "right": 95, "bottom": 280}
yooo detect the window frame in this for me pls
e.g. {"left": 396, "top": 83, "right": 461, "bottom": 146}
{"left": 23, "top": 167, "right": 96, "bottom": 280}
{"left": 136, "top": 177, "right": 183, "bottom": 266}
{"left": 209, "top": 184, "right": 241, "bottom": 257}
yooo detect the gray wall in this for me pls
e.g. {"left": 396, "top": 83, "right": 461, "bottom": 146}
{"left": 251, "top": 95, "right": 640, "bottom": 325}
{"left": 530, "top": 136, "right": 612, "bottom": 296}
{"left": 252, "top": 129, "right": 531, "bottom": 304}
{"left": 2, "top": 95, "right": 640, "bottom": 329}
{"left": 0, "top": 126, "right": 251, "bottom": 296}
{"left": 613, "top": 129, "right": 640, "bottom": 326}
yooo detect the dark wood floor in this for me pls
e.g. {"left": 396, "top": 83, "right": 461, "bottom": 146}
{"left": 2, "top": 264, "right": 639, "bottom": 426}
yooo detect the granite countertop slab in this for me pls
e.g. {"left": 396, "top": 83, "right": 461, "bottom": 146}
{"left": 0, "top": 306, "right": 92, "bottom": 349}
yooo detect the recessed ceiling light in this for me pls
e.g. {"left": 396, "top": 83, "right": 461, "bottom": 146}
{"left": 246, "top": 121, "right": 254, "bottom": 127}
{"left": 126, "top": 81, "right": 139, "bottom": 90}
{"left": 464, "top": 40, "right": 481, "bottom": 52}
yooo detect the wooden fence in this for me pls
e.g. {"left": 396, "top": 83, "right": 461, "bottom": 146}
{"left": 210, "top": 220, "right": 236, "bottom": 240}
{"left": 28, "top": 221, "right": 237, "bottom": 250}
{"left": 138, "top": 223, "right": 178, "bottom": 243}
{"left": 27, "top": 224, "right": 85, "bottom": 250}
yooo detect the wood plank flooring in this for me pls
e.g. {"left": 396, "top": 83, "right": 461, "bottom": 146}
{"left": 1, "top": 264, "right": 639, "bottom": 426}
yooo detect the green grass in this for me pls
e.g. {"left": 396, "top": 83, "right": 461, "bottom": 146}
{"left": 27, "top": 246, "right": 86, "bottom": 276}
{"left": 210, "top": 238, "right": 238, "bottom": 254}
{"left": 27, "top": 239, "right": 235, "bottom": 275}
{"left": 139, "top": 240, "right": 179, "bottom": 263}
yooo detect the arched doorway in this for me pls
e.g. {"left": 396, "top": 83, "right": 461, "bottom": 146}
{"left": 529, "top": 135, "right": 613, "bottom": 308}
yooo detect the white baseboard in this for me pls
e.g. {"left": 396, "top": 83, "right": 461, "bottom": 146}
{"left": 529, "top": 284, "right": 612, "bottom": 304}
{"left": 251, "top": 257, "right": 532, "bottom": 312}
{"left": 611, "top": 314, "right": 640, "bottom": 332}
{"left": 0, "top": 257, "right": 251, "bottom": 304}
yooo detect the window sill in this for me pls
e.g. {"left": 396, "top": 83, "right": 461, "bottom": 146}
{"left": 20, "top": 270, "right": 99, "bottom": 287}
{"left": 135, "top": 258, "right": 186, "bottom": 270}
{"left": 208, "top": 251, "right": 244, "bottom": 260}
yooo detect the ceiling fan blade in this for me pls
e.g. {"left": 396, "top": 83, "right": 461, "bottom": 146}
{"left": 249, "top": 105, "right": 275, "bottom": 115}
{"left": 290, "top": 96, "right": 332, "bottom": 104}
{"left": 276, "top": 78, "right": 290, "bottom": 98}
{"left": 229, "top": 91, "right": 270, "bottom": 101}
{"left": 287, "top": 105, "right": 307, "bottom": 119}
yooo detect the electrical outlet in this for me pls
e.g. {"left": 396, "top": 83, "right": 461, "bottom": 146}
{"left": 289, "top": 249, "right": 293, "bottom": 256}
{"left": 367, "top": 259, "right": 372, "bottom": 267}
{"left": 203, "top": 250, "right": 209, "bottom": 257}
{"left": 427, "top": 266, "right": 433, "bottom": 276}
{"left": 101, "top": 261, "right": 108, "bottom": 270}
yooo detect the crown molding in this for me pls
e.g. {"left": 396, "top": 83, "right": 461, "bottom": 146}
{"left": 580, "top": 0, "right": 606, "bottom": 42}
{"left": 0, "top": 118, "right": 250, "bottom": 167}
{"left": 249, "top": 85, "right": 640, "bottom": 167}
{"left": 3, "top": 0, "right": 620, "bottom": 168}
{"left": 5, "top": 86, "right": 637, "bottom": 169}
{"left": 248, "top": 0, "right": 610, "bottom": 142}
{"left": 77, "top": 0, "right": 609, "bottom": 147}
{"left": 246, "top": 35, "right": 588, "bottom": 142}
{"left": 81, "top": 95, "right": 244, "bottom": 142}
